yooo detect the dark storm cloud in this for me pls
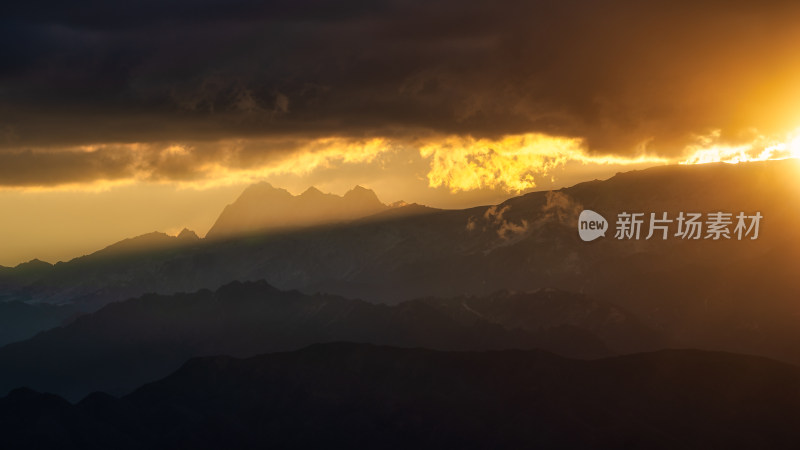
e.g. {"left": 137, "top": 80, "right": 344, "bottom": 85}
{"left": 0, "top": 148, "right": 137, "bottom": 186}
{"left": 0, "top": 137, "right": 359, "bottom": 187}
{"left": 2, "top": 0, "right": 800, "bottom": 185}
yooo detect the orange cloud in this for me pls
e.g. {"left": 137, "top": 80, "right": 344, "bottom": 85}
{"left": 178, "top": 137, "right": 394, "bottom": 189}
{"left": 419, "top": 134, "right": 668, "bottom": 192}
{"left": 0, "top": 137, "right": 396, "bottom": 192}
{"left": 15, "top": 126, "right": 800, "bottom": 196}
{"left": 680, "top": 129, "right": 800, "bottom": 165}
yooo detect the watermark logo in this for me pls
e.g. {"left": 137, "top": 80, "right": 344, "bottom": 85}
{"left": 578, "top": 210, "right": 762, "bottom": 241}
{"left": 578, "top": 210, "right": 608, "bottom": 242}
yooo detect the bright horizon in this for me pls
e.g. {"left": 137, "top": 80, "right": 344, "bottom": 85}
{"left": 0, "top": 155, "right": 662, "bottom": 267}
{"left": 3, "top": 148, "right": 798, "bottom": 268}
{"left": 4, "top": 0, "right": 800, "bottom": 266}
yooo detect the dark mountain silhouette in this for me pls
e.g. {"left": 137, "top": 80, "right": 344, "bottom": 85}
{"left": 4, "top": 343, "right": 800, "bottom": 449}
{"left": 0, "top": 301, "right": 78, "bottom": 346}
{"left": 0, "top": 160, "right": 798, "bottom": 363}
{"left": 176, "top": 228, "right": 200, "bottom": 241}
{"left": 205, "top": 183, "right": 388, "bottom": 239}
{"left": 0, "top": 281, "right": 636, "bottom": 401}
{"left": 409, "top": 288, "right": 660, "bottom": 353}
{"left": 92, "top": 230, "right": 201, "bottom": 257}
{"left": 0, "top": 388, "right": 139, "bottom": 450}
{"left": 0, "top": 258, "right": 54, "bottom": 291}
{"left": 0, "top": 229, "right": 204, "bottom": 310}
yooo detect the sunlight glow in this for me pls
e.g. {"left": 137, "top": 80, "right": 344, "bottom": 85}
{"left": 680, "top": 129, "right": 800, "bottom": 165}
{"left": 10, "top": 127, "right": 800, "bottom": 195}
{"left": 177, "top": 137, "right": 393, "bottom": 190}
{"left": 419, "top": 134, "right": 668, "bottom": 193}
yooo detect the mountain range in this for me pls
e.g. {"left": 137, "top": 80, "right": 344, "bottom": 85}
{"left": 0, "top": 280, "right": 656, "bottom": 400}
{"left": 0, "top": 160, "right": 798, "bottom": 364}
{"left": 5, "top": 343, "right": 800, "bottom": 449}
{"left": 206, "top": 183, "right": 391, "bottom": 239}
{"left": 2, "top": 160, "right": 800, "bottom": 448}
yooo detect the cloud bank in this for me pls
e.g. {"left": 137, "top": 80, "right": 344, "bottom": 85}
{"left": 3, "top": 0, "right": 800, "bottom": 188}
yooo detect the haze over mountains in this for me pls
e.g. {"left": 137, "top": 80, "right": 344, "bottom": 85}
{"left": 206, "top": 183, "right": 392, "bottom": 239}
{"left": 0, "top": 160, "right": 799, "bottom": 363}
{"left": 0, "top": 280, "right": 643, "bottom": 400}
{"left": 2, "top": 159, "right": 800, "bottom": 448}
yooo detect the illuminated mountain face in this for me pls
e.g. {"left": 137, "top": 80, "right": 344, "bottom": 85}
{"left": 206, "top": 183, "right": 387, "bottom": 239}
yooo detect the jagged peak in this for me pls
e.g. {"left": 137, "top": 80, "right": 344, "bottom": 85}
{"left": 238, "top": 182, "right": 292, "bottom": 201}
{"left": 14, "top": 258, "right": 54, "bottom": 270}
{"left": 346, "top": 184, "right": 372, "bottom": 193}
{"left": 240, "top": 181, "right": 274, "bottom": 194}
{"left": 207, "top": 182, "right": 389, "bottom": 238}
{"left": 343, "top": 185, "right": 380, "bottom": 201}
{"left": 177, "top": 228, "right": 200, "bottom": 240}
{"left": 248, "top": 181, "right": 275, "bottom": 189}
{"left": 300, "top": 186, "right": 324, "bottom": 196}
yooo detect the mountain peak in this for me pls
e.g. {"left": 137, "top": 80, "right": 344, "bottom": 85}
{"left": 206, "top": 183, "right": 388, "bottom": 239}
{"left": 343, "top": 185, "right": 380, "bottom": 202}
{"left": 14, "top": 258, "right": 54, "bottom": 271}
{"left": 300, "top": 186, "right": 324, "bottom": 196}
{"left": 345, "top": 184, "right": 372, "bottom": 194}
{"left": 177, "top": 228, "right": 200, "bottom": 241}
{"left": 5, "top": 387, "right": 41, "bottom": 401}
{"left": 239, "top": 182, "right": 292, "bottom": 202}
{"left": 242, "top": 181, "right": 275, "bottom": 193}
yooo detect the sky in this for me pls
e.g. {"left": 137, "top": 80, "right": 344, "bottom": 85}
{"left": 2, "top": 0, "right": 800, "bottom": 265}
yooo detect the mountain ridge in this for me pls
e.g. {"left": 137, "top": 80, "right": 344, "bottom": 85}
{"left": 0, "top": 280, "right": 635, "bottom": 400}
{"left": 5, "top": 343, "right": 800, "bottom": 449}
{"left": 0, "top": 160, "right": 799, "bottom": 364}
{"left": 205, "top": 183, "right": 389, "bottom": 239}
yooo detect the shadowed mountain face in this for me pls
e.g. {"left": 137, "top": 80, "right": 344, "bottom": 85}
{"left": 5, "top": 343, "right": 800, "bottom": 450}
{"left": 0, "top": 302, "right": 78, "bottom": 346}
{"left": 0, "top": 281, "right": 644, "bottom": 401}
{"left": 0, "top": 160, "right": 799, "bottom": 363}
{"left": 410, "top": 289, "right": 659, "bottom": 354}
{"left": 206, "top": 183, "right": 388, "bottom": 239}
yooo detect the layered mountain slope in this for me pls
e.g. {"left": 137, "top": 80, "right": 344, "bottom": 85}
{"left": 0, "top": 160, "right": 798, "bottom": 362}
{"left": 0, "top": 281, "right": 631, "bottom": 400}
{"left": 5, "top": 343, "right": 800, "bottom": 449}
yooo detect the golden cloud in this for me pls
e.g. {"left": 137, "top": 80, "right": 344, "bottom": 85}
{"left": 680, "top": 129, "right": 800, "bottom": 165}
{"left": 10, "top": 126, "right": 800, "bottom": 195}
{"left": 419, "top": 134, "right": 668, "bottom": 192}
{"left": 0, "top": 137, "right": 395, "bottom": 192}
{"left": 179, "top": 137, "right": 394, "bottom": 189}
